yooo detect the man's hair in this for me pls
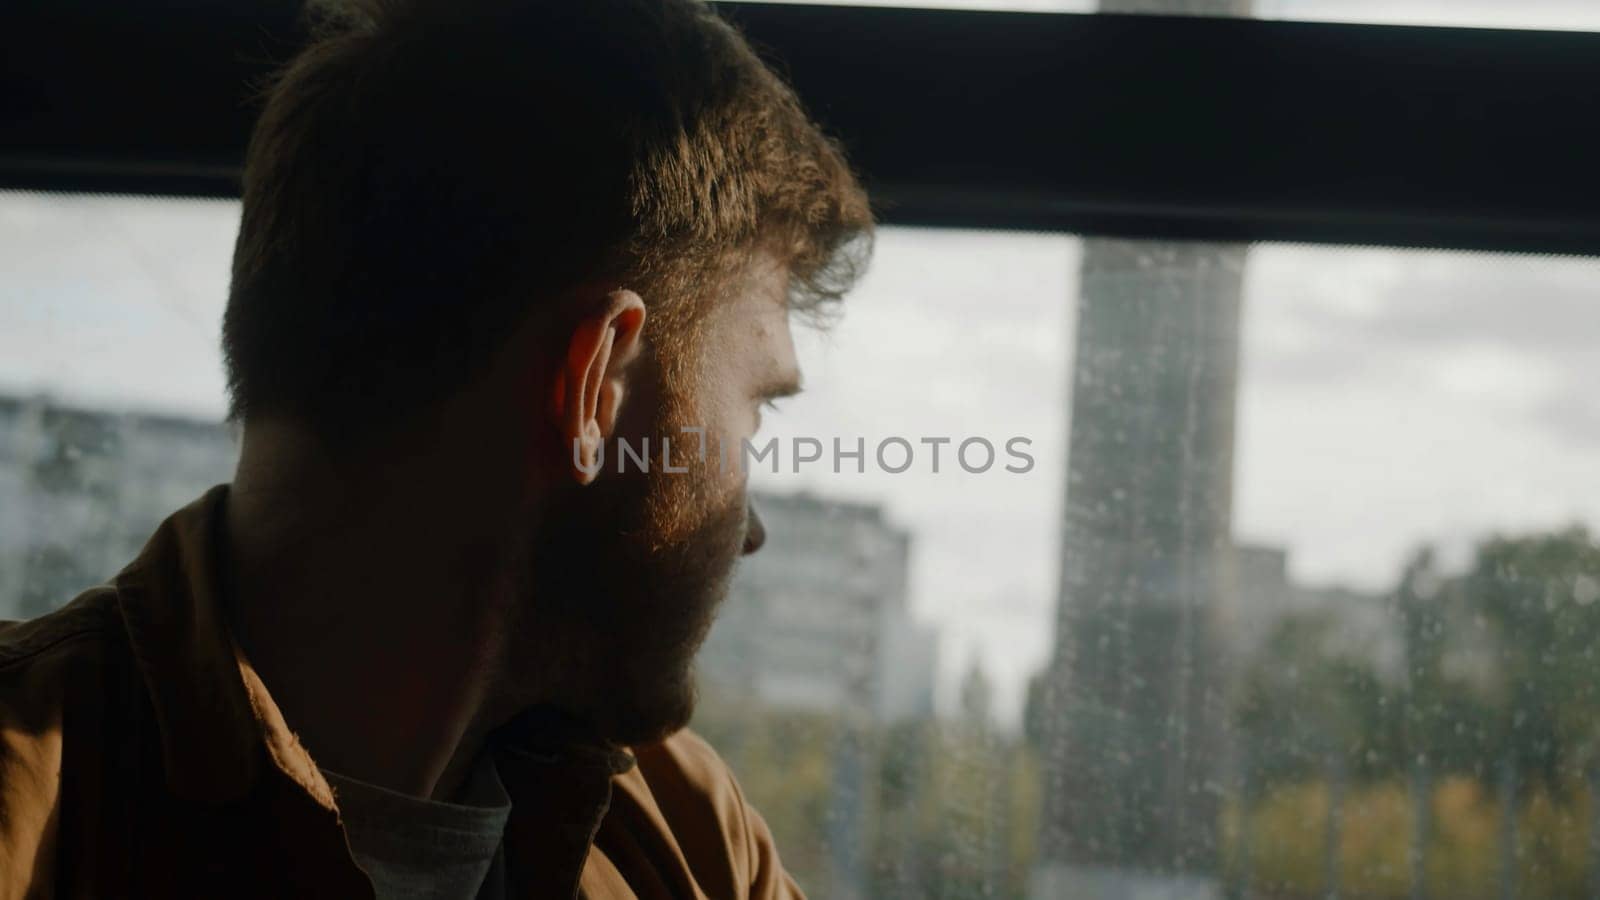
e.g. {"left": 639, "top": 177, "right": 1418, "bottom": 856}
{"left": 223, "top": 0, "right": 872, "bottom": 440}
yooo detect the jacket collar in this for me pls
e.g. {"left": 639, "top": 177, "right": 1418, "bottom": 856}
{"left": 492, "top": 708, "right": 637, "bottom": 894}
{"left": 110, "top": 485, "right": 642, "bottom": 897}
{"left": 112, "top": 484, "right": 268, "bottom": 802}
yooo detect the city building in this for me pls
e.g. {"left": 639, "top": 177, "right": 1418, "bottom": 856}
{"left": 1224, "top": 542, "right": 1398, "bottom": 675}
{"left": 0, "top": 393, "right": 236, "bottom": 620}
{"left": 1031, "top": 234, "right": 1249, "bottom": 899}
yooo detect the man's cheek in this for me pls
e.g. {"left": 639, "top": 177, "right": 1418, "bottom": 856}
{"left": 691, "top": 421, "right": 737, "bottom": 477}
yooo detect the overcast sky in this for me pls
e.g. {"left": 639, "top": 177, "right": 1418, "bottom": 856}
{"left": 5, "top": 191, "right": 1597, "bottom": 728}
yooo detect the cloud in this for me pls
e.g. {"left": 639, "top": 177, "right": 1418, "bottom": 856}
{"left": 1246, "top": 245, "right": 1600, "bottom": 447}
{"left": 0, "top": 192, "right": 236, "bottom": 418}
{"left": 1236, "top": 243, "right": 1600, "bottom": 589}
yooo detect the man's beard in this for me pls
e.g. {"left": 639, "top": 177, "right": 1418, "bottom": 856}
{"left": 510, "top": 452, "right": 748, "bottom": 747}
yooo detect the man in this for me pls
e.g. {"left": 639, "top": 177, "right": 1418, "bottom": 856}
{"left": 0, "top": 0, "right": 872, "bottom": 896}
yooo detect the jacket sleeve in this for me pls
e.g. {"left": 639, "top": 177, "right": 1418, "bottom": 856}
{"left": 0, "top": 667, "right": 64, "bottom": 900}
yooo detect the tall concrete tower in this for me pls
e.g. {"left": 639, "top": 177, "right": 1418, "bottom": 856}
{"left": 1031, "top": 4, "right": 1250, "bottom": 886}
{"left": 1033, "top": 239, "right": 1244, "bottom": 895}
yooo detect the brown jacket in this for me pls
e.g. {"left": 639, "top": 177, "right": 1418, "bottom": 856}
{"left": 0, "top": 487, "right": 802, "bottom": 899}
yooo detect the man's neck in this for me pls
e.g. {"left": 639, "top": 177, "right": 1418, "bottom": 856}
{"left": 223, "top": 424, "right": 524, "bottom": 801}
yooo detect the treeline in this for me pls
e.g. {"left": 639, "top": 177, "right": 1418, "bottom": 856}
{"left": 1232, "top": 527, "right": 1600, "bottom": 898}
{"left": 692, "top": 527, "right": 1600, "bottom": 899}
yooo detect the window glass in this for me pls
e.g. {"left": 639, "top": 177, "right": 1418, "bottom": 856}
{"left": 4, "top": 189, "right": 1600, "bottom": 898}
{"left": 1, "top": 192, "right": 236, "bottom": 619}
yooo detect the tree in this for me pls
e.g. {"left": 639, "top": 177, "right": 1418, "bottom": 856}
{"left": 1464, "top": 527, "right": 1600, "bottom": 790}
{"left": 1395, "top": 547, "right": 1500, "bottom": 776}
{"left": 1236, "top": 611, "right": 1399, "bottom": 783}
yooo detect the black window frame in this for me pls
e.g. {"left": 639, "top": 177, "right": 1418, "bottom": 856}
{"left": 4, "top": 1, "right": 1600, "bottom": 255}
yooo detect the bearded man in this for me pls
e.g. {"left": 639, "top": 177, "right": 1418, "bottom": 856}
{"left": 0, "top": 1, "right": 872, "bottom": 896}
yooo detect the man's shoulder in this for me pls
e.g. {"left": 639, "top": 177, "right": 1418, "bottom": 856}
{"left": 0, "top": 586, "right": 125, "bottom": 676}
{"left": 0, "top": 587, "right": 131, "bottom": 748}
{"left": 0, "top": 588, "right": 128, "bottom": 844}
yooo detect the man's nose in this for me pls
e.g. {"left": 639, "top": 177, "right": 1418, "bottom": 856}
{"left": 742, "top": 503, "right": 766, "bottom": 556}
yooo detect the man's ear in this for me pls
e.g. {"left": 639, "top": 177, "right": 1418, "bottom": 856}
{"left": 550, "top": 289, "right": 647, "bottom": 485}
